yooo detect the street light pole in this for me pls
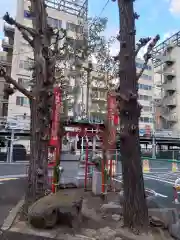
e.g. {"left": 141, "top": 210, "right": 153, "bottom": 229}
{"left": 151, "top": 100, "right": 156, "bottom": 159}
{"left": 85, "top": 61, "right": 93, "bottom": 119}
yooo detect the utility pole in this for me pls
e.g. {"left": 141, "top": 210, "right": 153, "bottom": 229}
{"left": 84, "top": 61, "right": 93, "bottom": 118}
{"left": 151, "top": 84, "right": 156, "bottom": 159}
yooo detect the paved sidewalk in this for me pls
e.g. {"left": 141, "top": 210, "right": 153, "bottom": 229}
{"left": 0, "top": 231, "right": 53, "bottom": 240}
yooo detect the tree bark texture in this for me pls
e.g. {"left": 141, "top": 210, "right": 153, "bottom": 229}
{"left": 25, "top": 0, "right": 56, "bottom": 207}
{"left": 117, "top": 0, "right": 149, "bottom": 232}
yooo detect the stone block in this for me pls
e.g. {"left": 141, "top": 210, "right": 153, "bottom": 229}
{"left": 168, "top": 220, "right": 180, "bottom": 240}
{"left": 28, "top": 191, "right": 83, "bottom": 229}
{"left": 100, "top": 202, "right": 123, "bottom": 215}
{"left": 92, "top": 171, "right": 102, "bottom": 195}
{"left": 148, "top": 208, "right": 179, "bottom": 229}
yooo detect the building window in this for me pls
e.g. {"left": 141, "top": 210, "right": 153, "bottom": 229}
{"left": 140, "top": 117, "right": 153, "bottom": 123}
{"left": 139, "top": 95, "right": 152, "bottom": 101}
{"left": 143, "top": 106, "right": 152, "bottom": 112}
{"left": 91, "top": 91, "right": 98, "bottom": 98}
{"left": 16, "top": 96, "right": 29, "bottom": 106}
{"left": 141, "top": 74, "right": 152, "bottom": 80}
{"left": 143, "top": 95, "right": 150, "bottom": 101}
{"left": 18, "top": 78, "right": 29, "bottom": 88}
{"left": 66, "top": 22, "right": 76, "bottom": 32}
{"left": 136, "top": 62, "right": 152, "bottom": 71}
{"left": 47, "top": 17, "right": 62, "bottom": 29}
{"left": 66, "top": 22, "right": 83, "bottom": 33}
{"left": 19, "top": 60, "right": 33, "bottom": 70}
{"left": 138, "top": 84, "right": 152, "bottom": 90}
{"left": 99, "top": 91, "right": 106, "bottom": 99}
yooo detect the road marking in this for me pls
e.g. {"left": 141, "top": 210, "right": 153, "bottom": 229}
{"left": 0, "top": 178, "right": 18, "bottom": 182}
{"left": 155, "top": 193, "right": 168, "bottom": 198}
{"left": 0, "top": 174, "right": 27, "bottom": 179}
{"left": 150, "top": 168, "right": 169, "bottom": 170}
{"left": 118, "top": 172, "right": 177, "bottom": 184}
{"left": 143, "top": 175, "right": 174, "bottom": 185}
{"left": 143, "top": 172, "right": 171, "bottom": 175}
{"left": 112, "top": 178, "right": 168, "bottom": 198}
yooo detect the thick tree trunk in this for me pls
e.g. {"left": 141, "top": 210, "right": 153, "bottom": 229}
{"left": 25, "top": 99, "right": 49, "bottom": 206}
{"left": 117, "top": 0, "right": 149, "bottom": 232}
{"left": 24, "top": 0, "right": 56, "bottom": 211}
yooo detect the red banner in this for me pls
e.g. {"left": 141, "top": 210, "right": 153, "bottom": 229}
{"left": 107, "top": 92, "right": 119, "bottom": 147}
{"left": 49, "top": 87, "right": 61, "bottom": 147}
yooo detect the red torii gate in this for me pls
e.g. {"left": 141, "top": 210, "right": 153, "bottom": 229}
{"left": 48, "top": 87, "right": 119, "bottom": 193}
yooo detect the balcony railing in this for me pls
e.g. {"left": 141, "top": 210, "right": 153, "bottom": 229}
{"left": 155, "top": 54, "right": 175, "bottom": 64}
{"left": 163, "top": 82, "right": 176, "bottom": 91}
{"left": 163, "top": 95, "right": 177, "bottom": 107}
{"left": 161, "top": 113, "right": 178, "bottom": 122}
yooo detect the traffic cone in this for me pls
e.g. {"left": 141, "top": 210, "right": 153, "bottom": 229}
{"left": 143, "top": 159, "right": 150, "bottom": 173}
{"left": 172, "top": 161, "right": 178, "bottom": 172}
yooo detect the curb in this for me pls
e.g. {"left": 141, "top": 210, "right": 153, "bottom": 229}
{"left": 1, "top": 198, "right": 24, "bottom": 231}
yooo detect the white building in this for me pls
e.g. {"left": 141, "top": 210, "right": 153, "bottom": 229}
{"left": 7, "top": 0, "right": 88, "bottom": 125}
{"left": 136, "top": 58, "right": 154, "bottom": 135}
{"left": 152, "top": 31, "right": 180, "bottom": 133}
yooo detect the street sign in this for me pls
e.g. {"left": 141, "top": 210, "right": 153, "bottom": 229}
{"left": 139, "top": 129, "right": 145, "bottom": 136}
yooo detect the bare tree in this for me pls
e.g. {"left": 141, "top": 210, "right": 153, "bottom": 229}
{"left": 112, "top": 0, "right": 160, "bottom": 233}
{"left": 65, "top": 17, "right": 108, "bottom": 118}
{"left": 0, "top": 0, "right": 67, "bottom": 212}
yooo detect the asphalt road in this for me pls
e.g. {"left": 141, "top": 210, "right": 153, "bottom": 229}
{"left": 0, "top": 158, "right": 180, "bottom": 210}
{"left": 115, "top": 159, "right": 180, "bottom": 206}
{"left": 0, "top": 178, "right": 26, "bottom": 227}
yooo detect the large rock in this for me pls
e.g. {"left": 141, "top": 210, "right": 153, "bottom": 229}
{"left": 169, "top": 221, "right": 180, "bottom": 240}
{"left": 148, "top": 208, "right": 179, "bottom": 229}
{"left": 168, "top": 209, "right": 180, "bottom": 240}
{"left": 28, "top": 191, "right": 83, "bottom": 229}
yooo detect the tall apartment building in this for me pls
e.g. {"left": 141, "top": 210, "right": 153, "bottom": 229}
{"left": 152, "top": 31, "right": 180, "bottom": 132}
{"left": 89, "top": 69, "right": 109, "bottom": 122}
{"left": 6, "top": 0, "right": 88, "bottom": 124}
{"left": 136, "top": 58, "right": 154, "bottom": 135}
{"left": 1, "top": 24, "right": 14, "bottom": 118}
{"left": 88, "top": 58, "right": 154, "bottom": 134}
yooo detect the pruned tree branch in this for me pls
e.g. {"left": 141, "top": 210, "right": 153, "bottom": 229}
{"left": 0, "top": 67, "right": 34, "bottom": 99}
{"left": 136, "top": 34, "right": 160, "bottom": 80}
{"left": 135, "top": 37, "right": 151, "bottom": 56}
{"left": 3, "top": 12, "right": 36, "bottom": 47}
